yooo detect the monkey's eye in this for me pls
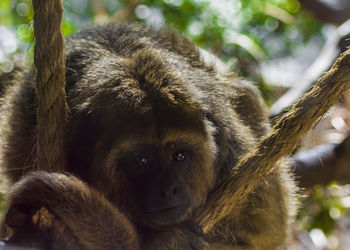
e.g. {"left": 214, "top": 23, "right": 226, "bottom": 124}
{"left": 171, "top": 151, "right": 187, "bottom": 162}
{"left": 138, "top": 157, "right": 150, "bottom": 167}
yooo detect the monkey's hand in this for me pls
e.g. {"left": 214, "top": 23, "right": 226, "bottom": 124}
{"left": 181, "top": 221, "right": 206, "bottom": 249}
{"left": 5, "top": 205, "right": 84, "bottom": 249}
{"left": 3, "top": 171, "right": 139, "bottom": 250}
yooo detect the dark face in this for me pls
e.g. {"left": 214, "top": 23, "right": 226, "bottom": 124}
{"left": 108, "top": 130, "right": 217, "bottom": 229}
{"left": 119, "top": 144, "right": 192, "bottom": 226}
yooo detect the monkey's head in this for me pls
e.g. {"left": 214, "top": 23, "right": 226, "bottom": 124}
{"left": 68, "top": 49, "right": 217, "bottom": 228}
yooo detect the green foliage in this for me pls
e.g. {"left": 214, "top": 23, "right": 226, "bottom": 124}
{"left": 0, "top": 0, "right": 12, "bottom": 26}
{"left": 0, "top": 0, "right": 324, "bottom": 81}
{"left": 299, "top": 185, "right": 346, "bottom": 234}
{"left": 9, "top": 0, "right": 33, "bottom": 43}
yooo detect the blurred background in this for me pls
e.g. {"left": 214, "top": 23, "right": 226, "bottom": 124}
{"left": 1, "top": 0, "right": 350, "bottom": 249}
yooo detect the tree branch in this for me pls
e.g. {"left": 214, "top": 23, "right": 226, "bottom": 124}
{"left": 299, "top": 0, "right": 350, "bottom": 25}
{"left": 291, "top": 135, "right": 350, "bottom": 188}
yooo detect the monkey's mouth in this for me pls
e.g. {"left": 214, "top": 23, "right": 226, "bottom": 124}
{"left": 146, "top": 204, "right": 188, "bottom": 214}
{"left": 144, "top": 204, "right": 190, "bottom": 226}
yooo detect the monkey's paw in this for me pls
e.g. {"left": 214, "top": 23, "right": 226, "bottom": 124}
{"left": 6, "top": 205, "right": 64, "bottom": 232}
{"left": 32, "top": 206, "right": 65, "bottom": 234}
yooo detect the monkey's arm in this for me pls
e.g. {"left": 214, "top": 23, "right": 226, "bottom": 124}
{"left": 2, "top": 172, "right": 139, "bottom": 250}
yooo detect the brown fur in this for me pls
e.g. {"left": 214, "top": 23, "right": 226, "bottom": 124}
{"left": 0, "top": 23, "right": 296, "bottom": 249}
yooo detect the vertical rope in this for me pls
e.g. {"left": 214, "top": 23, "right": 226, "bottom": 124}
{"left": 32, "top": 0, "right": 68, "bottom": 171}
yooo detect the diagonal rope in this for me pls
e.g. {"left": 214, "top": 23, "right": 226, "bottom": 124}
{"left": 196, "top": 49, "right": 350, "bottom": 233}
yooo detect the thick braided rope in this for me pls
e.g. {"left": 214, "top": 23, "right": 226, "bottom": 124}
{"left": 32, "top": 0, "right": 68, "bottom": 171}
{"left": 196, "top": 49, "right": 350, "bottom": 233}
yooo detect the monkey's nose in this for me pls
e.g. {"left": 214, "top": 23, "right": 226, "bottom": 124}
{"left": 160, "top": 186, "right": 178, "bottom": 199}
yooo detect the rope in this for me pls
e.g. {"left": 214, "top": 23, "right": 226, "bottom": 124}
{"left": 32, "top": 0, "right": 68, "bottom": 171}
{"left": 196, "top": 49, "right": 350, "bottom": 233}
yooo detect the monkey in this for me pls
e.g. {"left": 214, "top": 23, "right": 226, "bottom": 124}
{"left": 0, "top": 23, "right": 297, "bottom": 249}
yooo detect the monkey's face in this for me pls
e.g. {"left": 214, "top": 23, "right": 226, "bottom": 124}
{"left": 111, "top": 129, "right": 216, "bottom": 228}
{"left": 119, "top": 144, "right": 193, "bottom": 226}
